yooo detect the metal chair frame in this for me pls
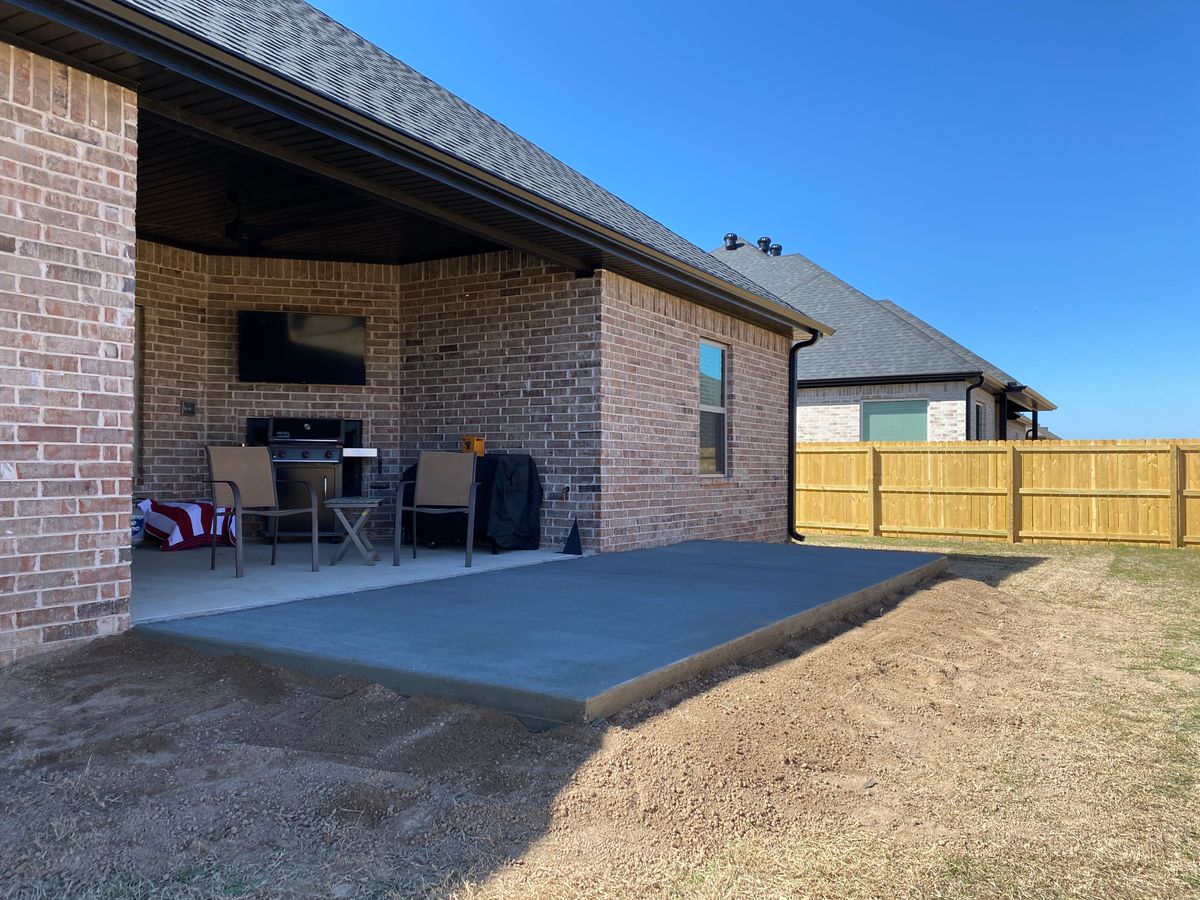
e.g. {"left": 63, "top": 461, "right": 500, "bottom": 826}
{"left": 394, "top": 451, "right": 480, "bottom": 568}
{"left": 205, "top": 446, "right": 320, "bottom": 578}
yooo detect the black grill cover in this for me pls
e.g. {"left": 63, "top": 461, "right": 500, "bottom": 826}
{"left": 400, "top": 453, "right": 543, "bottom": 550}
{"left": 487, "top": 454, "right": 542, "bottom": 550}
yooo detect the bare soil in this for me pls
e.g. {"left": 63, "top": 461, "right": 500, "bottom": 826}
{"left": 1, "top": 541, "right": 1197, "bottom": 899}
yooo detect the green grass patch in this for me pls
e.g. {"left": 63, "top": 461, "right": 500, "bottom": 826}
{"left": 1108, "top": 544, "right": 1200, "bottom": 587}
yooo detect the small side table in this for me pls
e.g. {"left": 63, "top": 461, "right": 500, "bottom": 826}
{"left": 326, "top": 496, "right": 383, "bottom": 566}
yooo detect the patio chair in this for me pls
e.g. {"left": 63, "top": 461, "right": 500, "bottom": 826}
{"left": 205, "top": 445, "right": 319, "bottom": 578}
{"left": 394, "top": 450, "right": 479, "bottom": 568}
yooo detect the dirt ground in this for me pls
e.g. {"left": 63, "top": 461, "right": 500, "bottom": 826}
{"left": 2, "top": 540, "right": 1198, "bottom": 899}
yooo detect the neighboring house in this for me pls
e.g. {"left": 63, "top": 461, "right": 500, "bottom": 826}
{"left": 1011, "top": 415, "right": 1060, "bottom": 441}
{"left": 0, "top": 1, "right": 832, "bottom": 663}
{"left": 713, "top": 236, "right": 1055, "bottom": 442}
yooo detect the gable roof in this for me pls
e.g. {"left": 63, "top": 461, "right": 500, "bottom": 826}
{"left": 713, "top": 237, "right": 1055, "bottom": 411}
{"left": 66, "top": 0, "right": 827, "bottom": 335}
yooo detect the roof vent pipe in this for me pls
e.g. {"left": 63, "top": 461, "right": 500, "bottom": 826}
{"left": 769, "top": 243, "right": 782, "bottom": 256}
{"left": 757, "top": 236, "right": 772, "bottom": 253}
{"left": 723, "top": 233, "right": 738, "bottom": 250}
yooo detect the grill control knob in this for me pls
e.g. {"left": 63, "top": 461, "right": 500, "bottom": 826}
{"left": 301, "top": 450, "right": 310, "bottom": 459}
{"left": 324, "top": 449, "right": 333, "bottom": 459}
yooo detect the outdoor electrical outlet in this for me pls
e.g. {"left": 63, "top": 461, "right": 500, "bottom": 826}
{"left": 180, "top": 400, "right": 197, "bottom": 416}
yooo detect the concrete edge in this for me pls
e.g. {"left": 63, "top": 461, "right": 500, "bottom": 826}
{"left": 581, "top": 554, "right": 949, "bottom": 722}
{"left": 133, "top": 628, "right": 584, "bottom": 722}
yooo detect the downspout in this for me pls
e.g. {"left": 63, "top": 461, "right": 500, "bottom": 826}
{"left": 964, "top": 374, "right": 985, "bottom": 439}
{"left": 788, "top": 328, "right": 821, "bottom": 542}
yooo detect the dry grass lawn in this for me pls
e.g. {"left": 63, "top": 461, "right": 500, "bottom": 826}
{"left": 1, "top": 539, "right": 1197, "bottom": 899}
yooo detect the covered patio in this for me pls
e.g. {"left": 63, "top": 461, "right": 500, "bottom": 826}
{"left": 3, "top": 0, "right": 830, "bottom": 664}
{"left": 136, "top": 541, "right": 947, "bottom": 722}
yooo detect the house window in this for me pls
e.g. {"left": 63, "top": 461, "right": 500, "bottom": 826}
{"left": 861, "top": 399, "right": 929, "bottom": 441}
{"left": 699, "top": 341, "right": 727, "bottom": 474}
{"left": 974, "top": 402, "right": 987, "bottom": 440}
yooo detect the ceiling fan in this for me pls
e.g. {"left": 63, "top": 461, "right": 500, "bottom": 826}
{"left": 221, "top": 186, "right": 316, "bottom": 252}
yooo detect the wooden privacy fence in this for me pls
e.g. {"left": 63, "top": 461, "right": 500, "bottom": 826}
{"left": 794, "top": 439, "right": 1200, "bottom": 548}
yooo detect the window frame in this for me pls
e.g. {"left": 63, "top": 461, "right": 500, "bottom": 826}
{"left": 698, "top": 340, "right": 729, "bottom": 476}
{"left": 974, "top": 401, "right": 987, "bottom": 441}
{"left": 860, "top": 397, "right": 931, "bottom": 442}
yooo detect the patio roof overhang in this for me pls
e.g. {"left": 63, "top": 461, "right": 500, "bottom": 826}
{"left": 0, "top": 0, "right": 833, "bottom": 338}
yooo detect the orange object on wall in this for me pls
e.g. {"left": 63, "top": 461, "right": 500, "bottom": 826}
{"left": 460, "top": 435, "right": 485, "bottom": 456}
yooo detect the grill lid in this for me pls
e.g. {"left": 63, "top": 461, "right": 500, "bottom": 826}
{"left": 268, "top": 417, "right": 343, "bottom": 444}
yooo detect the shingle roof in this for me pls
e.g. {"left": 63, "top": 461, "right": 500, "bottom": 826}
{"left": 876, "top": 300, "right": 1020, "bottom": 388}
{"left": 117, "top": 0, "right": 813, "bottom": 325}
{"left": 712, "top": 237, "right": 1055, "bottom": 409}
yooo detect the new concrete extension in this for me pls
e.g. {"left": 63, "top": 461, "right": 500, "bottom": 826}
{"left": 137, "top": 541, "right": 947, "bottom": 722}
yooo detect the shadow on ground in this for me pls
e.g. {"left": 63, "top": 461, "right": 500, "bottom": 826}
{"left": 0, "top": 561, "right": 945, "bottom": 899}
{"left": 941, "top": 552, "right": 1049, "bottom": 587}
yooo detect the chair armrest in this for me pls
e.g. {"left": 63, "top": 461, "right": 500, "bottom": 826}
{"left": 276, "top": 479, "right": 319, "bottom": 509}
{"left": 207, "top": 478, "right": 242, "bottom": 508}
{"left": 207, "top": 479, "right": 243, "bottom": 523}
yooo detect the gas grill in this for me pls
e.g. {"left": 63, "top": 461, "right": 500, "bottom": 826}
{"left": 268, "top": 416, "right": 344, "bottom": 463}
{"left": 266, "top": 417, "right": 347, "bottom": 536}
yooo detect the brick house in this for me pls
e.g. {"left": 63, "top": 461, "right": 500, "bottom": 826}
{"left": 713, "top": 236, "right": 1056, "bottom": 442}
{"left": 0, "top": 1, "right": 832, "bottom": 663}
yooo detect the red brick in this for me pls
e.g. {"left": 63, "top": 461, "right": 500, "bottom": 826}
{"left": 16, "top": 605, "right": 75, "bottom": 627}
{"left": 41, "top": 619, "right": 98, "bottom": 643}
{"left": 1, "top": 42, "right": 135, "bottom": 665}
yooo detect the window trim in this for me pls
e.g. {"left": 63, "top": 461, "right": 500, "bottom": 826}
{"left": 859, "top": 397, "right": 931, "bottom": 441}
{"left": 699, "top": 339, "right": 729, "bottom": 476}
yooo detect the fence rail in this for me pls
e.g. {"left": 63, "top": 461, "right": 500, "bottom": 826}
{"left": 794, "top": 439, "right": 1200, "bottom": 548}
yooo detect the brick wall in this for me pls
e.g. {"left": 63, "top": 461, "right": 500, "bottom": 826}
{"left": 394, "top": 254, "right": 601, "bottom": 548}
{"left": 795, "top": 380, "right": 969, "bottom": 442}
{"left": 139, "top": 249, "right": 792, "bottom": 557}
{"left": 0, "top": 43, "right": 137, "bottom": 665}
{"left": 135, "top": 242, "right": 601, "bottom": 548}
{"left": 136, "top": 241, "right": 207, "bottom": 497}
{"left": 598, "top": 271, "right": 790, "bottom": 551}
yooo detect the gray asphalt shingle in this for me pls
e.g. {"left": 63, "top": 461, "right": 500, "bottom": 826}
{"left": 121, "top": 0, "right": 805, "bottom": 318}
{"left": 712, "top": 238, "right": 1053, "bottom": 409}
{"left": 712, "top": 238, "right": 982, "bottom": 380}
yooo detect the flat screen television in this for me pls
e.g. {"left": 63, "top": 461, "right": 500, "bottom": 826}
{"left": 237, "top": 311, "right": 367, "bottom": 385}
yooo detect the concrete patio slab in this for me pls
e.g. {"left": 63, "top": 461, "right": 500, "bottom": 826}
{"left": 136, "top": 541, "right": 947, "bottom": 722}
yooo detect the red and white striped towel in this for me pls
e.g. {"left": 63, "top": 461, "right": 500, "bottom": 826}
{"left": 137, "top": 499, "right": 238, "bottom": 551}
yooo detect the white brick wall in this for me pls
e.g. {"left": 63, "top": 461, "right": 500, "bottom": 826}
{"left": 796, "top": 381, "right": 970, "bottom": 442}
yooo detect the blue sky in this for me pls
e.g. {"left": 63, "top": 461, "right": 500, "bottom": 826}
{"left": 313, "top": 0, "right": 1198, "bottom": 438}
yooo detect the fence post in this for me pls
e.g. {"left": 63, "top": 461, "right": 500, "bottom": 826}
{"left": 867, "top": 445, "right": 880, "bottom": 537}
{"left": 1169, "top": 443, "right": 1183, "bottom": 549}
{"left": 1006, "top": 443, "right": 1020, "bottom": 543}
